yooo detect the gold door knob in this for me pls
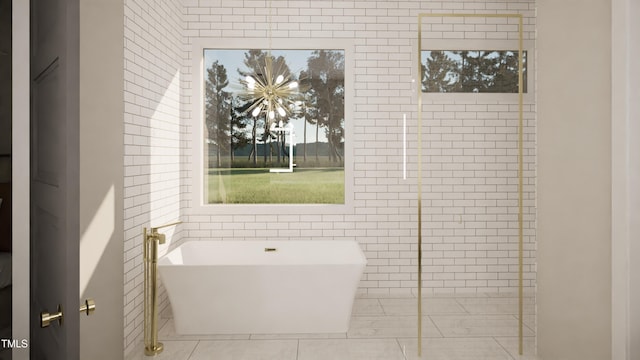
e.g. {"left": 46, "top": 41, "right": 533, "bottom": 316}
{"left": 80, "top": 298, "right": 96, "bottom": 316}
{"left": 41, "top": 305, "right": 64, "bottom": 328}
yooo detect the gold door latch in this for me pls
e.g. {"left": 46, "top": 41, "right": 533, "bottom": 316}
{"left": 41, "top": 299, "right": 96, "bottom": 328}
{"left": 41, "top": 305, "right": 63, "bottom": 328}
{"left": 80, "top": 298, "right": 96, "bottom": 316}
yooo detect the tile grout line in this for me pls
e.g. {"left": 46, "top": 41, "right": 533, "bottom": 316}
{"left": 493, "top": 336, "right": 518, "bottom": 360}
{"left": 426, "top": 315, "right": 446, "bottom": 338}
{"left": 395, "top": 337, "right": 409, "bottom": 360}
{"left": 454, "top": 296, "right": 472, "bottom": 315}
{"left": 378, "top": 298, "right": 388, "bottom": 316}
{"left": 185, "top": 340, "right": 200, "bottom": 360}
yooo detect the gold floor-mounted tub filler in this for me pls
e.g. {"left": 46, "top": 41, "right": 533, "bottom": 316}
{"left": 416, "top": 13, "right": 524, "bottom": 357}
{"left": 143, "top": 220, "right": 182, "bottom": 356}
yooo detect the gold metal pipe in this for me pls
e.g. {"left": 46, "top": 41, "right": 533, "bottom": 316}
{"left": 143, "top": 226, "right": 164, "bottom": 356}
{"left": 151, "top": 221, "right": 183, "bottom": 232}
{"left": 143, "top": 227, "right": 150, "bottom": 354}
{"left": 517, "top": 14, "right": 525, "bottom": 356}
{"left": 143, "top": 221, "right": 182, "bottom": 356}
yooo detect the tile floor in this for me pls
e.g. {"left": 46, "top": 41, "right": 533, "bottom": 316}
{"left": 126, "top": 293, "right": 539, "bottom": 360}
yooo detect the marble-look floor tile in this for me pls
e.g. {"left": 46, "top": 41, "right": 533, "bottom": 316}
{"left": 137, "top": 294, "right": 536, "bottom": 360}
{"left": 188, "top": 340, "right": 298, "bottom": 360}
{"left": 455, "top": 297, "right": 535, "bottom": 315}
{"left": 250, "top": 332, "right": 346, "bottom": 340}
{"left": 352, "top": 298, "right": 385, "bottom": 316}
{"left": 158, "top": 320, "right": 250, "bottom": 341}
{"left": 494, "top": 336, "right": 540, "bottom": 359}
{"left": 430, "top": 314, "right": 535, "bottom": 338}
{"left": 511, "top": 314, "right": 536, "bottom": 337}
{"left": 485, "top": 292, "right": 535, "bottom": 299}
{"left": 347, "top": 315, "right": 442, "bottom": 338}
{"left": 124, "top": 340, "right": 197, "bottom": 360}
{"left": 428, "top": 292, "right": 491, "bottom": 298}
{"left": 520, "top": 314, "right": 536, "bottom": 331}
{"left": 455, "top": 296, "right": 535, "bottom": 306}
{"left": 397, "top": 337, "right": 513, "bottom": 360}
{"left": 298, "top": 339, "right": 405, "bottom": 360}
{"left": 357, "top": 294, "right": 416, "bottom": 299}
{"left": 379, "top": 298, "right": 468, "bottom": 316}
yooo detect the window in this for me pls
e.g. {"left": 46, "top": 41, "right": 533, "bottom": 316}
{"left": 422, "top": 50, "right": 527, "bottom": 93}
{"left": 202, "top": 48, "right": 347, "bottom": 205}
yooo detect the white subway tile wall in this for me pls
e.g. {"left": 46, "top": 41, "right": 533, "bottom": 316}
{"left": 124, "top": 0, "right": 535, "bottom": 355}
{"left": 124, "top": 0, "right": 185, "bottom": 354}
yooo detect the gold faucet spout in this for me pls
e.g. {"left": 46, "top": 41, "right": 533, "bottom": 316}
{"left": 150, "top": 220, "right": 182, "bottom": 233}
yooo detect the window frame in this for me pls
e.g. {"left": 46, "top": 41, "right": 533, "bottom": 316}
{"left": 191, "top": 38, "right": 355, "bottom": 215}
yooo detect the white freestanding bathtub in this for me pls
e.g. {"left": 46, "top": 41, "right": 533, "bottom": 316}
{"left": 158, "top": 240, "right": 367, "bottom": 335}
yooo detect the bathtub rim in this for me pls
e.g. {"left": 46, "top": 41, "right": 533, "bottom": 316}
{"left": 158, "top": 240, "right": 368, "bottom": 267}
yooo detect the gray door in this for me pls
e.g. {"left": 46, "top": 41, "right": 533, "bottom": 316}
{"left": 30, "top": 0, "right": 80, "bottom": 358}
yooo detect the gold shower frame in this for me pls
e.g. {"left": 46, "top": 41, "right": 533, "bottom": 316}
{"left": 416, "top": 13, "right": 524, "bottom": 356}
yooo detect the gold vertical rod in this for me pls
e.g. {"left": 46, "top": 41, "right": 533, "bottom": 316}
{"left": 143, "top": 228, "right": 164, "bottom": 356}
{"left": 417, "top": 13, "right": 424, "bottom": 358}
{"left": 143, "top": 228, "right": 149, "bottom": 351}
{"left": 517, "top": 14, "right": 524, "bottom": 356}
{"left": 150, "top": 237, "right": 162, "bottom": 354}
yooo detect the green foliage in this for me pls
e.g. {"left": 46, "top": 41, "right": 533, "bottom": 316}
{"left": 422, "top": 50, "right": 527, "bottom": 93}
{"left": 207, "top": 168, "right": 344, "bottom": 204}
{"left": 205, "top": 61, "right": 231, "bottom": 167}
{"left": 307, "top": 50, "right": 345, "bottom": 164}
{"left": 203, "top": 49, "right": 346, "bottom": 169}
{"left": 423, "top": 50, "right": 458, "bottom": 92}
{"left": 209, "top": 154, "right": 344, "bottom": 169}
